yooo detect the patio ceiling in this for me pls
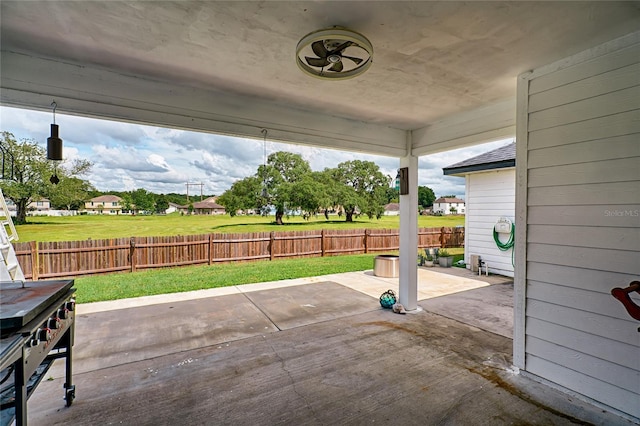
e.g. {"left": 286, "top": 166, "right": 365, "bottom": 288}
{"left": 1, "top": 1, "right": 639, "bottom": 156}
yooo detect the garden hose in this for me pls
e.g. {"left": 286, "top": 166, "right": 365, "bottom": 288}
{"left": 493, "top": 223, "right": 515, "bottom": 266}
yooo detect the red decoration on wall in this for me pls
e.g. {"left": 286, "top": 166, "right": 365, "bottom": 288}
{"left": 611, "top": 281, "right": 640, "bottom": 321}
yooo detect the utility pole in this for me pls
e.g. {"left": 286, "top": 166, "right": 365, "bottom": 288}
{"left": 185, "top": 182, "right": 204, "bottom": 201}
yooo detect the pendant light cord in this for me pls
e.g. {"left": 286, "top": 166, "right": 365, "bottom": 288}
{"left": 260, "top": 129, "right": 269, "bottom": 200}
{"left": 261, "top": 128, "right": 267, "bottom": 167}
{"left": 51, "top": 101, "right": 57, "bottom": 124}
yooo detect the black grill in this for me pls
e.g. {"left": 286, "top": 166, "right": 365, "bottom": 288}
{"left": 0, "top": 280, "right": 76, "bottom": 426}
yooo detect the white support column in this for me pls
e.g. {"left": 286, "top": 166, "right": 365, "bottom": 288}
{"left": 399, "top": 132, "right": 418, "bottom": 311}
{"left": 513, "top": 71, "right": 531, "bottom": 370}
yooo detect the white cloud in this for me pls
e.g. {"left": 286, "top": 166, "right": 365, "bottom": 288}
{"left": 1, "top": 106, "right": 512, "bottom": 196}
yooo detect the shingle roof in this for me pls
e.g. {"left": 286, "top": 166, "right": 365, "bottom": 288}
{"left": 434, "top": 197, "right": 465, "bottom": 204}
{"left": 443, "top": 142, "right": 515, "bottom": 175}
{"left": 192, "top": 201, "right": 225, "bottom": 209}
{"left": 384, "top": 203, "right": 400, "bottom": 211}
{"left": 91, "top": 195, "right": 122, "bottom": 202}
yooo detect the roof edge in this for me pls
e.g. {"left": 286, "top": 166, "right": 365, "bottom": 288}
{"left": 443, "top": 159, "right": 515, "bottom": 176}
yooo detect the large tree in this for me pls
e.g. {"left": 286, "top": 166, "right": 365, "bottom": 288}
{"left": 220, "top": 151, "right": 321, "bottom": 224}
{"left": 262, "top": 151, "right": 312, "bottom": 225}
{"left": 0, "top": 131, "right": 92, "bottom": 223}
{"left": 130, "top": 188, "right": 155, "bottom": 213}
{"left": 288, "top": 172, "right": 328, "bottom": 219}
{"left": 219, "top": 152, "right": 390, "bottom": 224}
{"left": 217, "top": 175, "right": 262, "bottom": 217}
{"left": 384, "top": 187, "right": 399, "bottom": 204}
{"left": 154, "top": 194, "right": 170, "bottom": 214}
{"left": 48, "top": 176, "right": 95, "bottom": 210}
{"left": 418, "top": 186, "right": 436, "bottom": 209}
{"left": 332, "top": 160, "right": 390, "bottom": 222}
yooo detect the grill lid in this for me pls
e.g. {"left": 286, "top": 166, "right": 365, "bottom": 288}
{"left": 0, "top": 280, "right": 74, "bottom": 333}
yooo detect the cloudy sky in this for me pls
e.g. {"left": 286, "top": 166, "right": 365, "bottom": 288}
{"left": 0, "top": 106, "right": 511, "bottom": 198}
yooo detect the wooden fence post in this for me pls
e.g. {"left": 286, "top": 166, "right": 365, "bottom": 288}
{"left": 270, "top": 231, "right": 275, "bottom": 261}
{"left": 364, "top": 229, "right": 369, "bottom": 253}
{"left": 130, "top": 237, "right": 136, "bottom": 273}
{"left": 30, "top": 241, "right": 39, "bottom": 280}
{"left": 321, "top": 229, "right": 325, "bottom": 257}
{"left": 208, "top": 234, "right": 213, "bottom": 265}
{"left": 440, "top": 227, "right": 446, "bottom": 248}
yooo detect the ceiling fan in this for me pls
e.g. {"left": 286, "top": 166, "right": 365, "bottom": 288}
{"left": 296, "top": 27, "right": 373, "bottom": 80}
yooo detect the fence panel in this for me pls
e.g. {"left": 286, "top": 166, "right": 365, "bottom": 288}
{"left": 11, "top": 227, "right": 464, "bottom": 279}
{"left": 34, "top": 238, "right": 131, "bottom": 279}
{"left": 211, "top": 232, "right": 271, "bottom": 262}
{"left": 134, "top": 234, "right": 211, "bottom": 270}
{"left": 366, "top": 229, "right": 398, "bottom": 252}
{"left": 13, "top": 242, "right": 33, "bottom": 279}
{"left": 440, "top": 227, "right": 465, "bottom": 248}
{"left": 323, "top": 229, "right": 366, "bottom": 256}
{"left": 418, "top": 228, "right": 442, "bottom": 248}
{"left": 272, "top": 230, "right": 322, "bottom": 259}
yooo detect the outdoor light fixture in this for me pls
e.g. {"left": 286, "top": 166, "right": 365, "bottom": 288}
{"left": 47, "top": 101, "right": 63, "bottom": 161}
{"left": 47, "top": 101, "right": 62, "bottom": 184}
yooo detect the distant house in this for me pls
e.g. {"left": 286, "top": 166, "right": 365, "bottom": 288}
{"left": 165, "top": 202, "right": 182, "bottom": 214}
{"left": 443, "top": 141, "right": 515, "bottom": 277}
{"left": 432, "top": 197, "right": 465, "bottom": 215}
{"left": 85, "top": 195, "right": 124, "bottom": 215}
{"left": 29, "top": 197, "right": 51, "bottom": 211}
{"left": 383, "top": 203, "right": 400, "bottom": 216}
{"left": 4, "top": 198, "right": 16, "bottom": 217}
{"left": 7, "top": 197, "right": 75, "bottom": 217}
{"left": 187, "top": 197, "right": 226, "bottom": 215}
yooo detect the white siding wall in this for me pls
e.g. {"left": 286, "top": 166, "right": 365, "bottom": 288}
{"left": 433, "top": 202, "right": 465, "bottom": 215}
{"left": 465, "top": 169, "right": 515, "bottom": 277}
{"left": 433, "top": 202, "right": 446, "bottom": 214}
{"left": 517, "top": 33, "right": 640, "bottom": 420}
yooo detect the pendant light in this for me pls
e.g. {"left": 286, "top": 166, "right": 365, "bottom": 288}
{"left": 47, "top": 101, "right": 63, "bottom": 161}
{"left": 47, "top": 101, "right": 62, "bottom": 184}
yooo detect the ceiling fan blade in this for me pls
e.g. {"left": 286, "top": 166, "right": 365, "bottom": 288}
{"left": 306, "top": 56, "right": 330, "bottom": 67}
{"left": 342, "top": 55, "right": 364, "bottom": 65}
{"left": 311, "top": 41, "right": 328, "bottom": 58}
{"left": 329, "top": 61, "right": 344, "bottom": 72}
{"left": 331, "top": 40, "right": 353, "bottom": 54}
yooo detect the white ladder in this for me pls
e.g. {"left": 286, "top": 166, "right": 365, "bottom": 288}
{"left": 0, "top": 189, "right": 25, "bottom": 282}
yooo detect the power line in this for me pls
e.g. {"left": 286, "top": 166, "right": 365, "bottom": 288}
{"left": 185, "top": 182, "right": 204, "bottom": 201}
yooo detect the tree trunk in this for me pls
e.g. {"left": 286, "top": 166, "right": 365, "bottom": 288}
{"left": 275, "top": 208, "right": 284, "bottom": 225}
{"left": 345, "top": 210, "right": 354, "bottom": 222}
{"left": 16, "top": 199, "right": 28, "bottom": 224}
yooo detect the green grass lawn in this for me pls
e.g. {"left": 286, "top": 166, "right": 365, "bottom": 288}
{"left": 16, "top": 213, "right": 464, "bottom": 242}
{"left": 75, "top": 254, "right": 380, "bottom": 303}
{"left": 74, "top": 248, "right": 465, "bottom": 304}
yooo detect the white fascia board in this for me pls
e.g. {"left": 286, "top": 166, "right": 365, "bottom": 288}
{"left": 448, "top": 166, "right": 516, "bottom": 178}
{"left": 411, "top": 98, "right": 516, "bottom": 156}
{"left": 0, "top": 51, "right": 406, "bottom": 157}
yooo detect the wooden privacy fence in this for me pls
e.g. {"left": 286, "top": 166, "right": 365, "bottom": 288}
{"left": 13, "top": 227, "right": 464, "bottom": 280}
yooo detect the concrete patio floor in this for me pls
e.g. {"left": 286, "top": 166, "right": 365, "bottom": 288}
{"left": 27, "top": 267, "right": 631, "bottom": 425}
